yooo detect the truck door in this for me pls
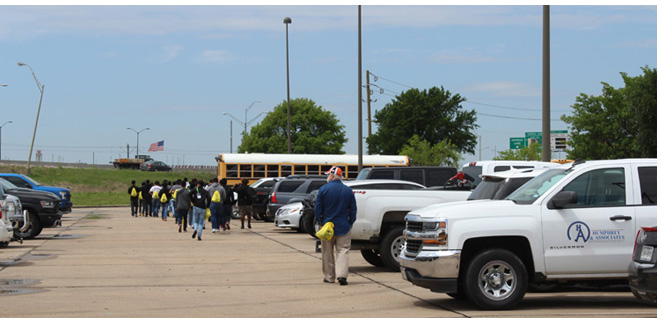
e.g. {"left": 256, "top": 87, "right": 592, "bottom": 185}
{"left": 541, "top": 166, "right": 636, "bottom": 276}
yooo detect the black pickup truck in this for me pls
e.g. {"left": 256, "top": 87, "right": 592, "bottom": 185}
{"left": 0, "top": 178, "right": 62, "bottom": 239}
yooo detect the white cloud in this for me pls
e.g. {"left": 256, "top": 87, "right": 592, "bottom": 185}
{"left": 199, "top": 50, "right": 233, "bottom": 63}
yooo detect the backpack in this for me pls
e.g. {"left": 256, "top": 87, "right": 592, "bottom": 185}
{"left": 138, "top": 191, "right": 143, "bottom": 200}
{"left": 160, "top": 193, "right": 168, "bottom": 203}
{"left": 130, "top": 187, "right": 137, "bottom": 197}
{"left": 211, "top": 190, "right": 221, "bottom": 203}
{"left": 152, "top": 190, "right": 159, "bottom": 199}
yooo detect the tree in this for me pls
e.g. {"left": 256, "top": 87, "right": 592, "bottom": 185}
{"left": 238, "top": 98, "right": 347, "bottom": 154}
{"left": 561, "top": 67, "right": 656, "bottom": 160}
{"left": 366, "top": 86, "right": 477, "bottom": 155}
{"left": 399, "top": 135, "right": 461, "bottom": 167}
{"left": 493, "top": 142, "right": 541, "bottom": 161}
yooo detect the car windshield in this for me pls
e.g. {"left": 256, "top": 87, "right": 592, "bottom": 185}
{"left": 0, "top": 178, "right": 19, "bottom": 190}
{"left": 22, "top": 175, "right": 42, "bottom": 186}
{"left": 467, "top": 177, "right": 505, "bottom": 200}
{"left": 506, "top": 168, "right": 569, "bottom": 205}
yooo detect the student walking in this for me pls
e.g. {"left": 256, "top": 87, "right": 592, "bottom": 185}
{"left": 174, "top": 184, "right": 191, "bottom": 233}
{"left": 159, "top": 180, "right": 171, "bottom": 221}
{"left": 190, "top": 180, "right": 210, "bottom": 241}
{"left": 234, "top": 178, "right": 254, "bottom": 229}
{"left": 142, "top": 180, "right": 153, "bottom": 217}
{"left": 128, "top": 180, "right": 140, "bottom": 217}
{"left": 150, "top": 181, "right": 162, "bottom": 218}
{"left": 220, "top": 178, "right": 234, "bottom": 231}
{"left": 138, "top": 182, "right": 145, "bottom": 216}
{"left": 206, "top": 178, "right": 226, "bottom": 233}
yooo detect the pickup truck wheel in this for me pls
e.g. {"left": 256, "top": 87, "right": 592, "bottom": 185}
{"left": 379, "top": 226, "right": 405, "bottom": 272}
{"left": 361, "top": 249, "right": 385, "bottom": 267}
{"left": 13, "top": 210, "right": 42, "bottom": 240}
{"left": 463, "top": 249, "right": 528, "bottom": 310}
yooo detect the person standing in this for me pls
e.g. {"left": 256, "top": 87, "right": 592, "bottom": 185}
{"left": 128, "top": 180, "right": 140, "bottom": 217}
{"left": 220, "top": 178, "right": 234, "bottom": 231}
{"left": 159, "top": 180, "right": 171, "bottom": 221}
{"left": 314, "top": 166, "right": 357, "bottom": 286}
{"left": 174, "top": 183, "right": 191, "bottom": 233}
{"left": 190, "top": 180, "right": 210, "bottom": 241}
{"left": 234, "top": 178, "right": 254, "bottom": 229}
{"left": 138, "top": 181, "right": 145, "bottom": 216}
{"left": 170, "top": 180, "right": 183, "bottom": 221}
{"left": 142, "top": 180, "right": 153, "bottom": 217}
{"left": 206, "top": 178, "right": 226, "bottom": 233}
{"left": 150, "top": 181, "right": 162, "bottom": 218}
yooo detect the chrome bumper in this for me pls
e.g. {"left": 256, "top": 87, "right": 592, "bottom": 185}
{"left": 400, "top": 249, "right": 462, "bottom": 279}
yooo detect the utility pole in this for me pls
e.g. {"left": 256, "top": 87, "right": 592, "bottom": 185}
{"left": 357, "top": 5, "right": 363, "bottom": 171}
{"left": 542, "top": 5, "right": 551, "bottom": 161}
{"left": 366, "top": 70, "right": 372, "bottom": 138}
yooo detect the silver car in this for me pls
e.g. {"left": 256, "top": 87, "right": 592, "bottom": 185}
{"left": 0, "top": 185, "right": 26, "bottom": 247}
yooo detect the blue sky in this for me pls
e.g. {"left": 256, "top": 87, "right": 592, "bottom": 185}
{"left": 0, "top": 2, "right": 657, "bottom": 167}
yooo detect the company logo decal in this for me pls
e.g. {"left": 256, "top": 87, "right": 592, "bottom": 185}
{"left": 566, "top": 221, "right": 625, "bottom": 244}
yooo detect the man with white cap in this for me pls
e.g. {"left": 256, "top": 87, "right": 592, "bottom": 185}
{"left": 314, "top": 165, "right": 357, "bottom": 285}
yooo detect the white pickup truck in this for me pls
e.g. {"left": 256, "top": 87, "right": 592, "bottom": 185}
{"left": 303, "top": 179, "right": 472, "bottom": 271}
{"left": 400, "top": 159, "right": 657, "bottom": 310}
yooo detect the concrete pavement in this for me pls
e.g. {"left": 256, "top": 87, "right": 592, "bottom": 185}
{"left": 0, "top": 207, "right": 655, "bottom": 318}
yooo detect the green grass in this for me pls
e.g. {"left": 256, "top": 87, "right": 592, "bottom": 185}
{"left": 0, "top": 165, "right": 216, "bottom": 207}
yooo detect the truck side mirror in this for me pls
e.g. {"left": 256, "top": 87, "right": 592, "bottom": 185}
{"left": 547, "top": 191, "right": 578, "bottom": 209}
{"left": 24, "top": 183, "right": 32, "bottom": 189}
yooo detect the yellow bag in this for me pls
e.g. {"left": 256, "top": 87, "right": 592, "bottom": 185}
{"left": 152, "top": 190, "right": 159, "bottom": 199}
{"left": 211, "top": 190, "right": 221, "bottom": 203}
{"left": 205, "top": 208, "right": 212, "bottom": 220}
{"left": 138, "top": 191, "right": 143, "bottom": 200}
{"left": 160, "top": 193, "right": 168, "bottom": 203}
{"left": 130, "top": 187, "right": 138, "bottom": 197}
{"left": 315, "top": 222, "right": 334, "bottom": 241}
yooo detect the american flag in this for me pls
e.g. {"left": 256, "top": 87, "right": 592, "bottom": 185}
{"left": 148, "top": 140, "right": 164, "bottom": 152}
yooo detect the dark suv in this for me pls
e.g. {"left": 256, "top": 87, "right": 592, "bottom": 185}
{"left": 265, "top": 175, "right": 327, "bottom": 222}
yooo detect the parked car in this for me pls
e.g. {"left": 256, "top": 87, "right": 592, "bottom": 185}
{"left": 0, "top": 173, "right": 72, "bottom": 213}
{"left": 266, "top": 175, "right": 327, "bottom": 222}
{"left": 629, "top": 226, "right": 657, "bottom": 305}
{"left": 139, "top": 160, "right": 172, "bottom": 172}
{"left": 459, "top": 160, "right": 559, "bottom": 188}
{"left": 0, "top": 178, "right": 63, "bottom": 239}
{"left": 276, "top": 179, "right": 427, "bottom": 233}
{"left": 355, "top": 166, "right": 457, "bottom": 187}
{"left": 0, "top": 185, "right": 22, "bottom": 247}
{"left": 250, "top": 177, "right": 283, "bottom": 220}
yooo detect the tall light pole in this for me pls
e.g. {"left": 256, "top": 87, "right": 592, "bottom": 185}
{"left": 244, "top": 100, "right": 261, "bottom": 135}
{"left": 127, "top": 127, "right": 150, "bottom": 156}
{"left": 284, "top": 17, "right": 292, "bottom": 154}
{"left": 18, "top": 62, "right": 44, "bottom": 175}
{"left": 222, "top": 113, "right": 236, "bottom": 153}
{"left": 542, "top": 5, "right": 551, "bottom": 162}
{"left": 0, "top": 121, "right": 12, "bottom": 160}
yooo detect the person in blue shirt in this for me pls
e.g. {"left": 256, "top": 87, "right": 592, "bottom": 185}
{"left": 314, "top": 166, "right": 357, "bottom": 285}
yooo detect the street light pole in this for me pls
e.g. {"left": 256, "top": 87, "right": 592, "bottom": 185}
{"left": 0, "top": 121, "right": 12, "bottom": 161}
{"left": 127, "top": 127, "right": 150, "bottom": 156}
{"left": 284, "top": 17, "right": 292, "bottom": 154}
{"left": 18, "top": 62, "right": 44, "bottom": 175}
{"left": 244, "top": 100, "right": 261, "bottom": 135}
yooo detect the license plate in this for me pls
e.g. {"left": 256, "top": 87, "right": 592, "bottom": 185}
{"left": 640, "top": 245, "right": 655, "bottom": 262}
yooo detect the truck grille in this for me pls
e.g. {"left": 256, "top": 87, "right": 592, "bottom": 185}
{"left": 405, "top": 240, "right": 422, "bottom": 254}
{"left": 406, "top": 221, "right": 423, "bottom": 232}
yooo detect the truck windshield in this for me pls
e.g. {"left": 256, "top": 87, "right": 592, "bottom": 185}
{"left": 460, "top": 166, "right": 482, "bottom": 188}
{"left": 506, "top": 169, "right": 569, "bottom": 205}
{"left": 355, "top": 168, "right": 371, "bottom": 180}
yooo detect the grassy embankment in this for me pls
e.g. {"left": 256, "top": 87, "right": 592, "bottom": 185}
{"left": 0, "top": 165, "right": 215, "bottom": 207}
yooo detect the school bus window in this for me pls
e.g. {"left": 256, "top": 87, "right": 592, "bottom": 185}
{"left": 294, "top": 165, "right": 306, "bottom": 175}
{"left": 309, "top": 165, "right": 320, "bottom": 175}
{"left": 348, "top": 165, "right": 358, "bottom": 179}
{"left": 227, "top": 164, "right": 239, "bottom": 178}
{"left": 254, "top": 164, "right": 266, "bottom": 178}
{"left": 240, "top": 164, "right": 252, "bottom": 178}
{"left": 267, "top": 164, "right": 279, "bottom": 177}
{"left": 281, "top": 165, "right": 292, "bottom": 177}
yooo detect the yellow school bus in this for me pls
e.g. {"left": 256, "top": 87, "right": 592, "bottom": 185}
{"left": 215, "top": 153, "right": 411, "bottom": 185}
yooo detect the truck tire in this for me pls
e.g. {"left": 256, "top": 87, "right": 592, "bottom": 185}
{"left": 13, "top": 210, "right": 42, "bottom": 240}
{"left": 462, "top": 249, "right": 528, "bottom": 310}
{"left": 379, "top": 225, "right": 405, "bottom": 272}
{"left": 361, "top": 249, "right": 385, "bottom": 267}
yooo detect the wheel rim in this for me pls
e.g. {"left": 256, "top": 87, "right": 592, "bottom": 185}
{"left": 390, "top": 235, "right": 404, "bottom": 261}
{"left": 478, "top": 260, "right": 517, "bottom": 301}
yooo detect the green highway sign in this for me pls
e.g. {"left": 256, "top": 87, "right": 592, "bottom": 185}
{"left": 510, "top": 137, "right": 526, "bottom": 149}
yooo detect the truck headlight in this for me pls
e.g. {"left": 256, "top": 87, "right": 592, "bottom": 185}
{"left": 41, "top": 201, "right": 56, "bottom": 208}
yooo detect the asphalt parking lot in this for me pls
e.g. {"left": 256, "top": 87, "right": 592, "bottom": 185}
{"left": 0, "top": 207, "right": 656, "bottom": 318}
